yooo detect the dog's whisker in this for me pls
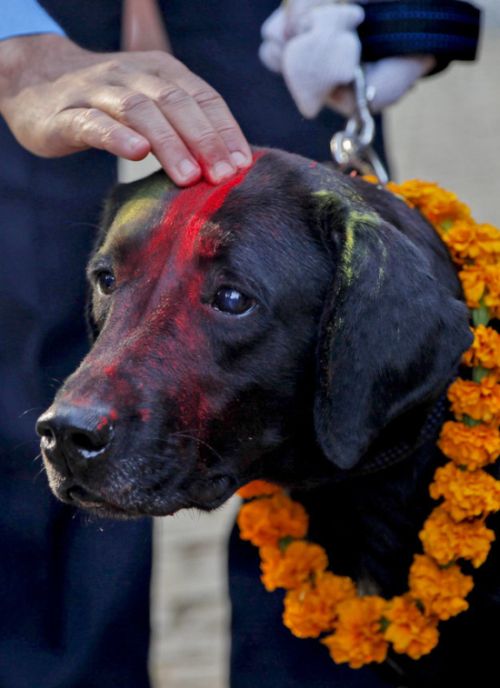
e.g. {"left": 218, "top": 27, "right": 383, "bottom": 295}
{"left": 69, "top": 221, "right": 101, "bottom": 231}
{"left": 159, "top": 431, "right": 225, "bottom": 464}
{"left": 141, "top": 429, "right": 224, "bottom": 463}
{"left": 18, "top": 406, "right": 44, "bottom": 419}
{"left": 0, "top": 439, "right": 39, "bottom": 458}
{"left": 33, "top": 464, "right": 47, "bottom": 481}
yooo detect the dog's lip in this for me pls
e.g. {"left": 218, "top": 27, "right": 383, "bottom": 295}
{"left": 58, "top": 479, "right": 191, "bottom": 517}
{"left": 55, "top": 471, "right": 237, "bottom": 517}
{"left": 65, "top": 485, "right": 108, "bottom": 509}
{"left": 63, "top": 484, "right": 143, "bottom": 517}
{"left": 181, "top": 473, "right": 235, "bottom": 509}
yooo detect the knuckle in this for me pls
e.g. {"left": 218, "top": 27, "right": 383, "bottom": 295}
{"left": 73, "top": 108, "right": 100, "bottom": 129}
{"left": 152, "top": 129, "right": 181, "bottom": 150}
{"left": 191, "top": 86, "right": 222, "bottom": 108}
{"left": 71, "top": 108, "right": 102, "bottom": 143}
{"left": 192, "top": 128, "right": 223, "bottom": 152}
{"left": 100, "top": 59, "right": 124, "bottom": 75}
{"left": 215, "top": 122, "right": 241, "bottom": 137}
{"left": 155, "top": 85, "right": 190, "bottom": 110}
{"left": 116, "top": 92, "right": 149, "bottom": 119}
{"left": 100, "top": 123, "right": 124, "bottom": 145}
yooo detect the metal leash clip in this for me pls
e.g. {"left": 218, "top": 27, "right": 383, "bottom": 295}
{"left": 330, "top": 67, "right": 389, "bottom": 184}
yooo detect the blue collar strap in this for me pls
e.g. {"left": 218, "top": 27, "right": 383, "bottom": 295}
{"left": 358, "top": 0, "right": 481, "bottom": 73}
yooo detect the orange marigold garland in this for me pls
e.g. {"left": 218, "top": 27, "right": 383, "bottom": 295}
{"left": 237, "top": 179, "right": 499, "bottom": 667}
{"left": 382, "top": 595, "right": 439, "bottom": 660}
{"left": 322, "top": 596, "right": 389, "bottom": 668}
{"left": 408, "top": 554, "right": 473, "bottom": 620}
{"left": 283, "top": 572, "right": 356, "bottom": 638}
{"left": 260, "top": 541, "right": 328, "bottom": 591}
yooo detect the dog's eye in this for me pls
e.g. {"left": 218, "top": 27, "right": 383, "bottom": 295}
{"left": 96, "top": 270, "right": 116, "bottom": 295}
{"left": 212, "top": 287, "right": 255, "bottom": 315}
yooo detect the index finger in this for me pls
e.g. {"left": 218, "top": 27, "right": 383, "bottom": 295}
{"left": 175, "top": 73, "right": 252, "bottom": 169}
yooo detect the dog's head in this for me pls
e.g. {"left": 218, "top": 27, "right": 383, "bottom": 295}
{"left": 37, "top": 150, "right": 471, "bottom": 517}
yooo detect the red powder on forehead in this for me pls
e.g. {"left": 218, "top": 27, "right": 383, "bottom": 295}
{"left": 146, "top": 153, "right": 263, "bottom": 267}
{"left": 83, "top": 155, "right": 265, "bottom": 429}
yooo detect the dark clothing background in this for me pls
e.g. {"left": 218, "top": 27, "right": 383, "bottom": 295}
{"left": 1, "top": 4, "right": 151, "bottom": 688}
{"left": 1, "top": 1, "right": 385, "bottom": 687}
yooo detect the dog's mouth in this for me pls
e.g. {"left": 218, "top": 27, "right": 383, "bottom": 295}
{"left": 51, "top": 470, "right": 237, "bottom": 518}
{"left": 62, "top": 484, "right": 132, "bottom": 517}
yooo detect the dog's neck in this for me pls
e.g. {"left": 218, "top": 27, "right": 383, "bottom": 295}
{"left": 262, "top": 394, "right": 449, "bottom": 594}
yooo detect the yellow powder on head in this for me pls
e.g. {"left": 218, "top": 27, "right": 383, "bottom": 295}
{"left": 343, "top": 210, "right": 379, "bottom": 286}
{"left": 102, "top": 175, "right": 175, "bottom": 252}
{"left": 312, "top": 190, "right": 379, "bottom": 287}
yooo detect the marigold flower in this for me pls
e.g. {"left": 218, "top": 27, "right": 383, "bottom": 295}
{"left": 442, "top": 221, "right": 500, "bottom": 266}
{"left": 383, "top": 595, "right": 439, "bottom": 659}
{"left": 429, "top": 462, "right": 500, "bottom": 521}
{"left": 459, "top": 263, "right": 500, "bottom": 316}
{"left": 459, "top": 263, "right": 489, "bottom": 308}
{"left": 237, "top": 480, "right": 281, "bottom": 499}
{"left": 283, "top": 572, "right": 356, "bottom": 638}
{"left": 475, "top": 223, "right": 500, "bottom": 264}
{"left": 447, "top": 375, "right": 500, "bottom": 423}
{"left": 408, "top": 554, "right": 473, "bottom": 620}
{"left": 387, "top": 180, "right": 472, "bottom": 228}
{"left": 419, "top": 506, "right": 495, "bottom": 568}
{"left": 260, "top": 541, "right": 328, "bottom": 591}
{"left": 237, "top": 493, "right": 308, "bottom": 548}
{"left": 322, "top": 596, "right": 388, "bottom": 668}
{"left": 442, "top": 220, "right": 479, "bottom": 264}
{"left": 483, "top": 264, "right": 500, "bottom": 317}
{"left": 438, "top": 421, "right": 500, "bottom": 469}
{"left": 462, "top": 325, "right": 500, "bottom": 370}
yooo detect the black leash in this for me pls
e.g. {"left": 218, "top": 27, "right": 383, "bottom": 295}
{"left": 331, "top": 1, "right": 481, "bottom": 183}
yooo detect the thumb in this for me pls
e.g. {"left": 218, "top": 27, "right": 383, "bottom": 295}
{"left": 365, "top": 56, "right": 436, "bottom": 112}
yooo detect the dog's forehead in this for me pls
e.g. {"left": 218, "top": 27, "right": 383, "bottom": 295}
{"left": 100, "top": 174, "right": 176, "bottom": 254}
{"left": 100, "top": 160, "right": 282, "bottom": 265}
{"left": 97, "top": 152, "right": 327, "bottom": 277}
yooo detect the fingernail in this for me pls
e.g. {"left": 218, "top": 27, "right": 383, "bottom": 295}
{"left": 212, "top": 161, "right": 235, "bottom": 182}
{"left": 178, "top": 159, "right": 200, "bottom": 180}
{"left": 231, "top": 151, "right": 251, "bottom": 168}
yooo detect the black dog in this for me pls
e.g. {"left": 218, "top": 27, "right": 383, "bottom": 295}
{"left": 37, "top": 150, "right": 498, "bottom": 685}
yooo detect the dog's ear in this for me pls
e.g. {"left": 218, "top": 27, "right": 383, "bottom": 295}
{"left": 311, "top": 182, "right": 472, "bottom": 470}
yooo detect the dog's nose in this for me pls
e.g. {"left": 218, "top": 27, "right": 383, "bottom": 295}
{"left": 36, "top": 403, "right": 114, "bottom": 471}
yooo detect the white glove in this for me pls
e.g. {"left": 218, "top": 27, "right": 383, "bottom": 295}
{"left": 260, "top": 0, "right": 436, "bottom": 118}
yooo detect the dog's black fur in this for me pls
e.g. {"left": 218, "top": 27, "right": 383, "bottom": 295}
{"left": 37, "top": 150, "right": 498, "bottom": 686}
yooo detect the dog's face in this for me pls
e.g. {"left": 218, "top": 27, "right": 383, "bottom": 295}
{"left": 37, "top": 150, "right": 471, "bottom": 517}
{"left": 37, "top": 152, "right": 332, "bottom": 516}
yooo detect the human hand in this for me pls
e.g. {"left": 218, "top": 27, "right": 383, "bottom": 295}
{"left": 0, "top": 34, "right": 252, "bottom": 185}
{"left": 260, "top": 0, "right": 435, "bottom": 118}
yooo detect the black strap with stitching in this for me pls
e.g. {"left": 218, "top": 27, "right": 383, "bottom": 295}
{"left": 358, "top": 0, "right": 481, "bottom": 72}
